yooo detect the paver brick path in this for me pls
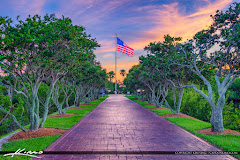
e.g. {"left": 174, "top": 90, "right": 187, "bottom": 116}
{"left": 38, "top": 95, "right": 236, "bottom": 160}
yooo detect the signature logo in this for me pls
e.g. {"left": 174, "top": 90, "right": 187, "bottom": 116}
{"left": 4, "top": 148, "right": 43, "bottom": 158}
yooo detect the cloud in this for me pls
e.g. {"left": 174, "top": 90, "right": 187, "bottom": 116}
{"left": 95, "top": 39, "right": 115, "bottom": 54}
{"left": 95, "top": 47, "right": 115, "bottom": 54}
{"left": 96, "top": 0, "right": 233, "bottom": 77}
{"left": 134, "top": 0, "right": 232, "bottom": 45}
{"left": 57, "top": 0, "right": 94, "bottom": 19}
{"left": 56, "top": 0, "right": 130, "bottom": 27}
{"left": 10, "top": 0, "right": 46, "bottom": 15}
{"left": 103, "top": 53, "right": 114, "bottom": 58}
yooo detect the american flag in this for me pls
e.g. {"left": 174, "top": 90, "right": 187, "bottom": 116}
{"left": 117, "top": 37, "right": 134, "bottom": 56}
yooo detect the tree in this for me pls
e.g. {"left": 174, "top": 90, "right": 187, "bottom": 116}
{"left": 120, "top": 69, "right": 126, "bottom": 78}
{"left": 70, "top": 60, "right": 107, "bottom": 106}
{"left": 107, "top": 71, "right": 115, "bottom": 82}
{"left": 139, "top": 55, "right": 163, "bottom": 106}
{"left": 124, "top": 65, "right": 145, "bottom": 100}
{"left": 0, "top": 76, "right": 26, "bottom": 131}
{"left": 144, "top": 35, "right": 192, "bottom": 114}
{"left": 172, "top": 2, "right": 240, "bottom": 132}
{"left": 51, "top": 77, "right": 73, "bottom": 115}
{"left": 0, "top": 14, "right": 99, "bottom": 131}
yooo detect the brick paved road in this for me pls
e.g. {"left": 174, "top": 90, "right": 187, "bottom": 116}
{"left": 37, "top": 94, "right": 236, "bottom": 160}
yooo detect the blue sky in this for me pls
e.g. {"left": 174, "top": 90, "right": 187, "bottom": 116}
{"left": 0, "top": 0, "right": 238, "bottom": 80}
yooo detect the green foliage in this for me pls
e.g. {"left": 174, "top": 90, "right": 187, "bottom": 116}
{"left": 106, "top": 81, "right": 114, "bottom": 89}
{"left": 107, "top": 71, "right": 115, "bottom": 82}
{"left": 38, "top": 83, "right": 57, "bottom": 115}
{"left": 181, "top": 88, "right": 212, "bottom": 122}
{"left": 120, "top": 69, "right": 126, "bottom": 77}
{"left": 223, "top": 101, "right": 240, "bottom": 131}
{"left": 228, "top": 78, "right": 240, "bottom": 107}
{"left": 180, "top": 87, "right": 240, "bottom": 131}
{"left": 0, "top": 84, "right": 29, "bottom": 135}
{"left": 124, "top": 64, "right": 144, "bottom": 94}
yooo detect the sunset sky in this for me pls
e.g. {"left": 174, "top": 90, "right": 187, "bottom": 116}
{"left": 0, "top": 0, "right": 238, "bottom": 81}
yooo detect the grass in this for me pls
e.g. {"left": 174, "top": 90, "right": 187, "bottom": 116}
{"left": 0, "top": 99, "right": 104, "bottom": 139}
{"left": 1, "top": 135, "right": 61, "bottom": 160}
{"left": 151, "top": 109, "right": 173, "bottom": 115}
{"left": 166, "top": 118, "right": 211, "bottom": 133}
{"left": 127, "top": 95, "right": 172, "bottom": 115}
{"left": 0, "top": 96, "right": 108, "bottom": 160}
{"left": 43, "top": 109, "right": 93, "bottom": 129}
{"left": 167, "top": 118, "right": 240, "bottom": 159}
{"left": 127, "top": 95, "right": 240, "bottom": 159}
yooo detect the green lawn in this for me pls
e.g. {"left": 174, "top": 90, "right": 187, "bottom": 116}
{"left": 0, "top": 97, "right": 108, "bottom": 160}
{"left": 1, "top": 135, "right": 61, "bottom": 160}
{"left": 127, "top": 95, "right": 240, "bottom": 159}
{"left": 43, "top": 109, "right": 93, "bottom": 129}
{"left": 166, "top": 118, "right": 211, "bottom": 133}
{"left": 167, "top": 118, "right": 240, "bottom": 159}
{"left": 151, "top": 109, "right": 173, "bottom": 115}
{"left": 127, "top": 95, "right": 172, "bottom": 115}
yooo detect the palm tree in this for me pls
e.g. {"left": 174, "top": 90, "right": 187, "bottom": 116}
{"left": 120, "top": 69, "right": 126, "bottom": 78}
{"left": 107, "top": 71, "right": 115, "bottom": 82}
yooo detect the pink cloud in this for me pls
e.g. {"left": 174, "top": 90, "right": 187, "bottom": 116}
{"left": 103, "top": 53, "right": 114, "bottom": 58}
{"left": 131, "top": 0, "right": 233, "bottom": 49}
{"left": 11, "top": 0, "right": 46, "bottom": 15}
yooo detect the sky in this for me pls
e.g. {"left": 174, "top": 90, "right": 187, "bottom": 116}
{"left": 0, "top": 0, "right": 239, "bottom": 81}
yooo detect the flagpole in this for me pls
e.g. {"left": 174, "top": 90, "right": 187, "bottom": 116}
{"left": 115, "top": 33, "right": 117, "bottom": 94}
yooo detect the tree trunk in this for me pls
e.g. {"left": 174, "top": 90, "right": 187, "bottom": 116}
{"left": 171, "top": 87, "right": 177, "bottom": 112}
{"left": 134, "top": 91, "right": 137, "bottom": 99}
{"left": 90, "top": 90, "right": 93, "bottom": 101}
{"left": 147, "top": 94, "right": 151, "bottom": 104}
{"left": 75, "top": 95, "right": 81, "bottom": 107}
{"left": 40, "top": 80, "right": 57, "bottom": 128}
{"left": 56, "top": 100, "right": 65, "bottom": 115}
{"left": 84, "top": 95, "right": 87, "bottom": 103}
{"left": 163, "top": 97, "right": 175, "bottom": 114}
{"left": 175, "top": 88, "right": 184, "bottom": 114}
{"left": 29, "top": 93, "right": 39, "bottom": 131}
{"left": 63, "top": 98, "right": 69, "bottom": 114}
{"left": 141, "top": 89, "right": 144, "bottom": 102}
{"left": 211, "top": 106, "right": 224, "bottom": 132}
{"left": 74, "top": 86, "right": 81, "bottom": 107}
{"left": 147, "top": 92, "right": 152, "bottom": 104}
{"left": 63, "top": 89, "right": 73, "bottom": 114}
{"left": 211, "top": 93, "right": 225, "bottom": 132}
{"left": 158, "top": 98, "right": 164, "bottom": 108}
{"left": 192, "top": 82, "right": 225, "bottom": 132}
{"left": 151, "top": 88, "right": 155, "bottom": 105}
